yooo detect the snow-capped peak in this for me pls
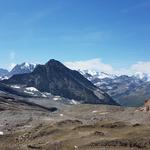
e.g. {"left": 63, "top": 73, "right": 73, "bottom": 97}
{"left": 98, "top": 72, "right": 117, "bottom": 79}
{"left": 9, "top": 62, "right": 37, "bottom": 76}
{"left": 79, "top": 69, "right": 117, "bottom": 80}
{"left": 79, "top": 69, "right": 98, "bottom": 76}
{"left": 20, "top": 62, "right": 37, "bottom": 69}
{"left": 24, "top": 62, "right": 30, "bottom": 67}
{"left": 134, "top": 72, "right": 150, "bottom": 82}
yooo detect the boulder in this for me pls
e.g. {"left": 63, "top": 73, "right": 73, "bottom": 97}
{"left": 136, "top": 99, "right": 150, "bottom": 112}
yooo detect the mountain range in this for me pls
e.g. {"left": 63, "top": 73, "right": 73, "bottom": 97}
{"left": 1, "top": 60, "right": 117, "bottom": 105}
{"left": 80, "top": 70, "right": 150, "bottom": 106}
{"left": 0, "top": 61, "right": 149, "bottom": 106}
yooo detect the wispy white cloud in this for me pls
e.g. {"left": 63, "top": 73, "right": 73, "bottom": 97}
{"left": 64, "top": 59, "right": 150, "bottom": 76}
{"left": 10, "top": 51, "right": 16, "bottom": 60}
{"left": 64, "top": 59, "right": 114, "bottom": 74}
{"left": 24, "top": 4, "right": 63, "bottom": 25}
{"left": 131, "top": 61, "right": 150, "bottom": 74}
{"left": 59, "top": 30, "right": 110, "bottom": 45}
{"left": 8, "top": 51, "right": 16, "bottom": 71}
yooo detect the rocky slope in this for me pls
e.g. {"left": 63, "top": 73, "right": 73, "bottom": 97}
{"left": 0, "top": 95, "right": 150, "bottom": 150}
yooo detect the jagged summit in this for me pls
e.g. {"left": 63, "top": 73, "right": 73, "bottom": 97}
{"left": 45, "top": 59, "right": 68, "bottom": 70}
{"left": 9, "top": 62, "right": 37, "bottom": 77}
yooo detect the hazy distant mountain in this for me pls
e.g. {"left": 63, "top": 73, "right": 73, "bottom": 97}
{"left": 81, "top": 71, "right": 150, "bottom": 106}
{"left": 79, "top": 70, "right": 117, "bottom": 81}
{"left": 2, "top": 59, "right": 118, "bottom": 105}
{"left": 134, "top": 72, "right": 150, "bottom": 82}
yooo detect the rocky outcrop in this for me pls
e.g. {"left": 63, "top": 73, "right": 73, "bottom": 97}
{"left": 137, "top": 99, "right": 150, "bottom": 112}
{"left": 143, "top": 99, "right": 150, "bottom": 112}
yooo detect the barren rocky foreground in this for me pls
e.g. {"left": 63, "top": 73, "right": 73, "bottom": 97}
{"left": 0, "top": 94, "right": 150, "bottom": 150}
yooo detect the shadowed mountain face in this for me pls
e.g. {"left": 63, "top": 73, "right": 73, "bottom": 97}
{"left": 2, "top": 60, "right": 118, "bottom": 105}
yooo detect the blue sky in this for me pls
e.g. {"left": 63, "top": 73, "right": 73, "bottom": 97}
{"left": 0, "top": 0, "right": 150, "bottom": 72}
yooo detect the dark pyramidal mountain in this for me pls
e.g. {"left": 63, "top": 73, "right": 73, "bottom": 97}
{"left": 2, "top": 59, "right": 118, "bottom": 105}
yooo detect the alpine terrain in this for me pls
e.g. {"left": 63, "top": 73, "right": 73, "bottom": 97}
{"left": 1, "top": 59, "right": 117, "bottom": 105}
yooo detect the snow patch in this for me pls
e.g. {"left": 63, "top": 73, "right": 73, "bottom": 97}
{"left": 70, "top": 100, "right": 79, "bottom": 105}
{"left": 53, "top": 96, "right": 61, "bottom": 101}
{"left": 92, "top": 110, "right": 98, "bottom": 113}
{"left": 60, "top": 114, "right": 64, "bottom": 117}
{"left": 24, "top": 62, "right": 30, "bottom": 67}
{"left": 0, "top": 131, "right": 4, "bottom": 135}
{"left": 11, "top": 85, "right": 20, "bottom": 89}
{"left": 74, "top": 145, "right": 78, "bottom": 149}
{"left": 26, "top": 87, "right": 38, "bottom": 92}
{"left": 41, "top": 94, "right": 47, "bottom": 98}
{"left": 0, "top": 76, "right": 9, "bottom": 80}
{"left": 43, "top": 92, "right": 51, "bottom": 96}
